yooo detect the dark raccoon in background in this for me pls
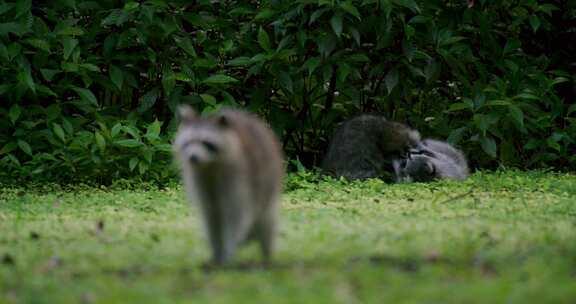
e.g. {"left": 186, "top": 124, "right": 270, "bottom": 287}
{"left": 321, "top": 114, "right": 421, "bottom": 180}
{"left": 393, "top": 139, "right": 469, "bottom": 183}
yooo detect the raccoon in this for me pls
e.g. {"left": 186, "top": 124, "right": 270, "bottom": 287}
{"left": 321, "top": 114, "right": 421, "bottom": 180}
{"left": 173, "top": 105, "right": 284, "bottom": 265}
{"left": 393, "top": 139, "right": 469, "bottom": 183}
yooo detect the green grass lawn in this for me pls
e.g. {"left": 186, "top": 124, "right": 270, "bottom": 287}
{"left": 1, "top": 171, "right": 576, "bottom": 303}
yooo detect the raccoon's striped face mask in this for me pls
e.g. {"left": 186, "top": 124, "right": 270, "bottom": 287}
{"left": 174, "top": 105, "right": 231, "bottom": 167}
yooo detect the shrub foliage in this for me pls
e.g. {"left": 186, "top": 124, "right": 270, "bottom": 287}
{"left": 0, "top": 0, "right": 575, "bottom": 182}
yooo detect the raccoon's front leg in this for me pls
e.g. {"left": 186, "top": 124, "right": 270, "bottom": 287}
{"left": 214, "top": 182, "right": 254, "bottom": 265}
{"left": 254, "top": 201, "right": 279, "bottom": 264}
{"left": 201, "top": 201, "right": 225, "bottom": 264}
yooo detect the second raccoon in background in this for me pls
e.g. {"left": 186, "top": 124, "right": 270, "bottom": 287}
{"left": 321, "top": 114, "right": 469, "bottom": 182}
{"left": 321, "top": 114, "right": 421, "bottom": 180}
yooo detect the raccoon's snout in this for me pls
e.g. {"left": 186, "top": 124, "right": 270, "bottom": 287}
{"left": 189, "top": 154, "right": 200, "bottom": 164}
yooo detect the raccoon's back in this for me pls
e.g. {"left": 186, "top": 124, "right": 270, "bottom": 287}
{"left": 322, "top": 114, "right": 419, "bottom": 179}
{"left": 220, "top": 109, "right": 284, "bottom": 204}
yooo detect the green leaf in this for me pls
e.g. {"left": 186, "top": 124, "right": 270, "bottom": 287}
{"left": 142, "top": 149, "right": 153, "bottom": 164}
{"left": 439, "top": 36, "right": 466, "bottom": 47}
{"left": 145, "top": 120, "right": 162, "bottom": 142}
{"left": 114, "top": 139, "right": 143, "bottom": 148}
{"left": 508, "top": 105, "right": 525, "bottom": 131}
{"left": 513, "top": 92, "right": 540, "bottom": 100}
{"left": 0, "top": 142, "right": 17, "bottom": 155}
{"left": 480, "top": 135, "right": 497, "bottom": 158}
{"left": 255, "top": 8, "right": 275, "bottom": 20}
{"left": 340, "top": 2, "right": 361, "bottom": 19}
{"left": 162, "top": 68, "right": 175, "bottom": 95}
{"left": 472, "top": 114, "right": 491, "bottom": 134}
{"left": 52, "top": 123, "right": 66, "bottom": 142}
{"left": 123, "top": 2, "right": 139, "bottom": 10}
{"left": 567, "top": 103, "right": 576, "bottom": 116}
{"left": 529, "top": 16, "right": 540, "bottom": 32}
{"left": 546, "top": 136, "right": 561, "bottom": 152}
{"left": 121, "top": 126, "right": 140, "bottom": 140}
{"left": 80, "top": 64, "right": 100, "bottom": 72}
{"left": 485, "top": 100, "right": 510, "bottom": 107}
{"left": 7, "top": 43, "right": 22, "bottom": 61}
{"left": 95, "top": 131, "right": 106, "bottom": 151}
{"left": 15, "top": 0, "right": 31, "bottom": 17}
{"left": 330, "top": 14, "right": 343, "bottom": 37}
{"left": 174, "top": 36, "right": 197, "bottom": 57}
{"left": 349, "top": 27, "right": 360, "bottom": 45}
{"left": 550, "top": 77, "right": 569, "bottom": 86}
{"left": 17, "top": 67, "right": 35, "bottom": 93}
{"left": 317, "top": 34, "right": 336, "bottom": 57}
{"left": 101, "top": 9, "right": 128, "bottom": 26}
{"left": 37, "top": 85, "right": 57, "bottom": 97}
{"left": 278, "top": 71, "right": 293, "bottom": 94}
{"left": 258, "top": 27, "right": 271, "bottom": 51}
{"left": 138, "top": 88, "right": 159, "bottom": 113}
{"left": 17, "top": 139, "right": 32, "bottom": 156}
{"left": 73, "top": 87, "right": 98, "bottom": 106}
{"left": 393, "top": 0, "right": 420, "bottom": 13}
{"left": 202, "top": 74, "right": 239, "bottom": 85}
{"left": 227, "top": 57, "right": 251, "bottom": 66}
{"left": 62, "top": 37, "right": 78, "bottom": 60}
{"left": 129, "top": 157, "right": 139, "bottom": 171}
{"left": 348, "top": 54, "right": 369, "bottom": 62}
{"left": 56, "top": 26, "right": 84, "bottom": 36}
{"left": 25, "top": 39, "right": 50, "bottom": 53}
{"left": 0, "top": 3, "right": 13, "bottom": 15}
{"left": 537, "top": 4, "right": 558, "bottom": 16}
{"left": 8, "top": 104, "right": 21, "bottom": 124}
{"left": 385, "top": 68, "right": 399, "bottom": 94}
{"left": 62, "top": 118, "right": 74, "bottom": 134}
{"left": 309, "top": 8, "right": 328, "bottom": 25}
{"left": 111, "top": 123, "right": 122, "bottom": 138}
{"left": 0, "top": 22, "right": 27, "bottom": 36}
{"left": 61, "top": 62, "right": 79, "bottom": 72}
{"left": 448, "top": 102, "right": 471, "bottom": 112}
{"left": 138, "top": 162, "right": 148, "bottom": 175}
{"left": 200, "top": 94, "right": 217, "bottom": 105}
{"left": 109, "top": 65, "right": 124, "bottom": 90}
{"left": 155, "top": 144, "right": 173, "bottom": 153}
{"left": 302, "top": 57, "right": 321, "bottom": 76}
{"left": 447, "top": 127, "right": 467, "bottom": 144}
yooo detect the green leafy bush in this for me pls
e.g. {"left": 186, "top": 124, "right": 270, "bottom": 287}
{"left": 0, "top": 0, "right": 574, "bottom": 183}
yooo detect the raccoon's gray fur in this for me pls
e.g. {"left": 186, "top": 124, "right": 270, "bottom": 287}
{"left": 173, "top": 105, "right": 284, "bottom": 265}
{"left": 321, "top": 114, "right": 421, "bottom": 180}
{"left": 393, "top": 139, "right": 469, "bottom": 183}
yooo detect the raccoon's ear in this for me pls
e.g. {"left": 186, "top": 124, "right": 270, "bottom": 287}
{"left": 178, "top": 105, "right": 197, "bottom": 123}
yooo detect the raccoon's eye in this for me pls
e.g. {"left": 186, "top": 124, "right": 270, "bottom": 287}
{"left": 202, "top": 141, "right": 218, "bottom": 153}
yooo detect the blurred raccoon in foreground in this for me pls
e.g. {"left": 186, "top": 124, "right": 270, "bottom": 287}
{"left": 393, "top": 139, "right": 469, "bottom": 183}
{"left": 321, "top": 114, "right": 421, "bottom": 180}
{"left": 174, "top": 105, "right": 284, "bottom": 266}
